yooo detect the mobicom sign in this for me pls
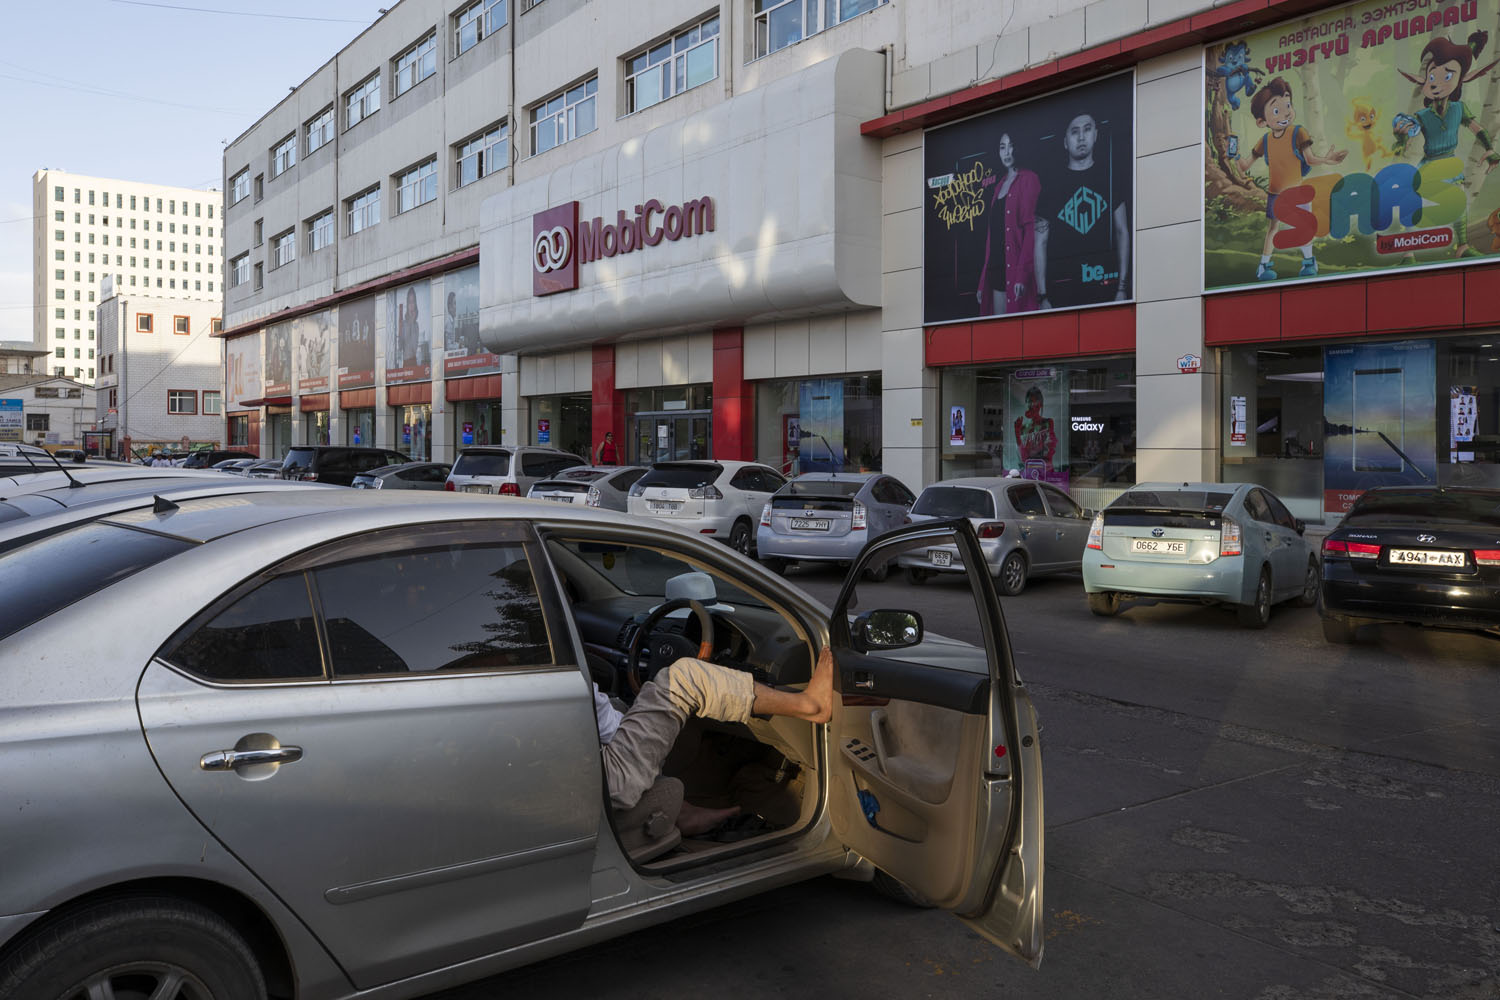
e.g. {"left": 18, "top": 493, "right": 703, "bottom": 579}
{"left": 532, "top": 196, "right": 716, "bottom": 296}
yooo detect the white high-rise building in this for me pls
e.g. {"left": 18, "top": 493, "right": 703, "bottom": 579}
{"left": 31, "top": 170, "right": 224, "bottom": 385}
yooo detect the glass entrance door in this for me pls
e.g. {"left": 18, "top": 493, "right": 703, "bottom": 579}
{"left": 630, "top": 411, "right": 712, "bottom": 464}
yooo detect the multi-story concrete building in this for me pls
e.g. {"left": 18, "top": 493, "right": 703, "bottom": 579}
{"left": 32, "top": 169, "right": 224, "bottom": 386}
{"left": 94, "top": 282, "right": 226, "bottom": 459}
{"left": 222, "top": 0, "right": 1500, "bottom": 522}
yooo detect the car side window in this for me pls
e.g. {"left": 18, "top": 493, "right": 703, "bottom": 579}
{"left": 758, "top": 467, "right": 787, "bottom": 491}
{"left": 522, "top": 453, "right": 553, "bottom": 477}
{"left": 1243, "top": 490, "right": 1274, "bottom": 524}
{"left": 1261, "top": 491, "right": 1298, "bottom": 530}
{"left": 547, "top": 455, "right": 579, "bottom": 477}
{"left": 1040, "top": 485, "right": 1083, "bottom": 519}
{"left": 314, "top": 542, "right": 553, "bottom": 677}
{"left": 1007, "top": 484, "right": 1046, "bottom": 515}
{"left": 610, "top": 468, "right": 645, "bottom": 491}
{"left": 730, "top": 468, "right": 758, "bottom": 491}
{"left": 167, "top": 574, "right": 325, "bottom": 682}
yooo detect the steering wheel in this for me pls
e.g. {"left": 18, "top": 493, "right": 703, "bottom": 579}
{"left": 626, "top": 598, "right": 716, "bottom": 694}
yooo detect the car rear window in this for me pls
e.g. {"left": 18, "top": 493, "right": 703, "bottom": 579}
{"left": 0, "top": 522, "right": 193, "bottom": 642}
{"left": 912, "top": 486, "right": 995, "bottom": 519}
{"left": 453, "top": 451, "right": 511, "bottom": 476}
{"left": 283, "top": 447, "right": 317, "bottom": 472}
{"left": 1345, "top": 489, "right": 1500, "bottom": 525}
{"left": 637, "top": 463, "right": 723, "bottom": 489}
{"left": 557, "top": 469, "right": 606, "bottom": 482}
{"left": 781, "top": 480, "right": 863, "bottom": 498}
{"left": 1113, "top": 489, "right": 1234, "bottom": 513}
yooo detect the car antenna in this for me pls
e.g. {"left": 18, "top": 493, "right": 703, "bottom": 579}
{"left": 152, "top": 495, "right": 181, "bottom": 515}
{"left": 19, "top": 447, "right": 86, "bottom": 489}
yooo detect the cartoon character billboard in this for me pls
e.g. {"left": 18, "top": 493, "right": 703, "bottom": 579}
{"left": 923, "top": 73, "right": 1135, "bottom": 324}
{"left": 1204, "top": 0, "right": 1500, "bottom": 290}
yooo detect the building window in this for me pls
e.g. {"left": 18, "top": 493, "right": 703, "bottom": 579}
{"left": 253, "top": 174, "right": 264, "bottom": 202}
{"left": 308, "top": 209, "right": 334, "bottom": 252}
{"left": 211, "top": 318, "right": 223, "bottom": 334}
{"left": 253, "top": 219, "right": 263, "bottom": 247}
{"left": 173, "top": 315, "right": 190, "bottom": 335}
{"left": 347, "top": 186, "right": 381, "bottom": 234}
{"left": 231, "top": 253, "right": 250, "bottom": 287}
{"left": 168, "top": 389, "right": 198, "bottom": 415}
{"left": 272, "top": 229, "right": 296, "bottom": 269}
{"left": 753, "top": 0, "right": 886, "bottom": 57}
{"left": 230, "top": 169, "right": 251, "bottom": 204}
{"left": 346, "top": 73, "right": 382, "bottom": 129}
{"left": 456, "top": 121, "right": 508, "bottom": 187}
{"left": 306, "top": 106, "right": 335, "bottom": 154}
{"left": 253, "top": 262, "right": 263, "bottom": 290}
{"left": 626, "top": 15, "right": 719, "bottom": 113}
{"left": 396, "top": 159, "right": 438, "bottom": 213}
{"left": 454, "top": 0, "right": 506, "bottom": 55}
{"left": 54, "top": 347, "right": 64, "bottom": 358}
{"left": 394, "top": 33, "right": 437, "bottom": 96}
{"left": 54, "top": 186, "right": 63, "bottom": 201}
{"left": 271, "top": 133, "right": 297, "bottom": 178}
{"left": 203, "top": 390, "right": 222, "bottom": 415}
{"left": 530, "top": 77, "right": 596, "bottom": 155}
{"left": 136, "top": 313, "right": 153, "bottom": 333}
{"left": 26, "top": 414, "right": 49, "bottom": 432}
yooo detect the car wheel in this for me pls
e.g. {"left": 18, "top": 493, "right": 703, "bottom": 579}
{"left": 904, "top": 567, "right": 930, "bottom": 585}
{"left": 871, "top": 870, "right": 936, "bottom": 909}
{"left": 728, "top": 519, "right": 752, "bottom": 556}
{"left": 1237, "top": 568, "right": 1272, "bottom": 629}
{"left": 0, "top": 897, "right": 265, "bottom": 1000}
{"left": 1296, "top": 558, "right": 1320, "bottom": 608}
{"left": 997, "top": 550, "right": 1028, "bottom": 597}
{"left": 762, "top": 557, "right": 788, "bottom": 576}
{"left": 1321, "top": 615, "right": 1357, "bottom": 644}
{"left": 1087, "top": 591, "right": 1118, "bottom": 617}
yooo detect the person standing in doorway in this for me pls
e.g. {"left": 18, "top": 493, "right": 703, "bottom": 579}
{"left": 596, "top": 430, "right": 619, "bottom": 465}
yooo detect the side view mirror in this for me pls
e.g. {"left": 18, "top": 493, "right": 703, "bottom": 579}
{"left": 1082, "top": 508, "right": 1095, "bottom": 519}
{"left": 1293, "top": 518, "right": 1306, "bottom": 535}
{"left": 852, "top": 609, "right": 923, "bottom": 652}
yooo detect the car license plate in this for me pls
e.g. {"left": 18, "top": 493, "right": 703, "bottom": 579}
{"left": 928, "top": 549, "right": 953, "bottom": 567}
{"left": 544, "top": 494, "right": 572, "bottom": 503}
{"left": 1131, "top": 538, "right": 1188, "bottom": 555}
{"left": 462, "top": 484, "right": 492, "bottom": 494}
{"left": 648, "top": 500, "right": 681, "bottom": 513}
{"left": 1388, "top": 548, "right": 1465, "bottom": 567}
{"left": 790, "top": 518, "right": 830, "bottom": 530}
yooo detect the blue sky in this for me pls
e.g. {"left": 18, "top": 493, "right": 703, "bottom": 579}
{"left": 0, "top": 0, "right": 382, "bottom": 342}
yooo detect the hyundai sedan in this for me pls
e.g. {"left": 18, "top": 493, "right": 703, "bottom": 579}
{"left": 0, "top": 491, "right": 1044, "bottom": 999}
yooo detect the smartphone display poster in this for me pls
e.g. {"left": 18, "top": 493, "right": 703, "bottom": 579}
{"left": 1322, "top": 340, "right": 1436, "bottom": 518}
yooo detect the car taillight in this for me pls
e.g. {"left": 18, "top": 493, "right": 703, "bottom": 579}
{"left": 586, "top": 486, "right": 602, "bottom": 507}
{"left": 629, "top": 482, "right": 646, "bottom": 497}
{"left": 373, "top": 478, "right": 384, "bottom": 490}
{"left": 300, "top": 472, "right": 317, "bottom": 482}
{"left": 1475, "top": 549, "right": 1500, "bottom": 566}
{"left": 1323, "top": 539, "right": 1379, "bottom": 559}
{"left": 689, "top": 485, "right": 723, "bottom": 500}
{"left": 1087, "top": 513, "right": 1103, "bottom": 550}
{"left": 444, "top": 480, "right": 455, "bottom": 491}
{"left": 1220, "top": 516, "right": 1243, "bottom": 557}
{"left": 852, "top": 501, "right": 867, "bottom": 530}
{"left": 977, "top": 521, "right": 1005, "bottom": 538}
{"left": 760, "top": 503, "right": 772, "bottom": 527}
{"left": 499, "top": 482, "right": 520, "bottom": 496}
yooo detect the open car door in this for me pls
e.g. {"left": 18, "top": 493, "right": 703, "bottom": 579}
{"left": 829, "top": 517, "right": 1044, "bottom": 966}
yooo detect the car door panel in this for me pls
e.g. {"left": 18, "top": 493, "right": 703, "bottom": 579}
{"left": 835, "top": 648, "right": 990, "bottom": 714}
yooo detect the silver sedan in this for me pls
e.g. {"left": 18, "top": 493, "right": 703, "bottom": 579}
{"left": 0, "top": 490, "right": 1043, "bottom": 998}
{"left": 526, "top": 464, "right": 647, "bottom": 510}
{"left": 351, "top": 461, "right": 452, "bottom": 491}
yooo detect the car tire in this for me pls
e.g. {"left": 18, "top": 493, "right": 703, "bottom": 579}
{"left": 1237, "top": 568, "right": 1272, "bottom": 629}
{"left": 864, "top": 557, "right": 890, "bottom": 583}
{"left": 1295, "top": 558, "right": 1320, "bottom": 608}
{"left": 872, "top": 870, "right": 936, "bottom": 909}
{"left": 1087, "top": 591, "right": 1119, "bottom": 617}
{"left": 0, "top": 897, "right": 266, "bottom": 1000}
{"left": 762, "top": 557, "right": 788, "bottom": 576}
{"left": 904, "top": 567, "right": 931, "bottom": 585}
{"left": 1321, "top": 615, "right": 1357, "bottom": 644}
{"left": 997, "top": 550, "right": 1028, "bottom": 597}
{"left": 728, "top": 519, "right": 753, "bottom": 556}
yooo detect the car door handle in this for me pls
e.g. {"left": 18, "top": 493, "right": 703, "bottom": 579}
{"left": 199, "top": 746, "right": 304, "bottom": 771}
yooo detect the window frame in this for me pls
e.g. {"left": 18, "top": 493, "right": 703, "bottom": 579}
{"left": 307, "top": 209, "right": 335, "bottom": 253}
{"left": 624, "top": 14, "right": 720, "bottom": 115}
{"left": 345, "top": 72, "right": 382, "bottom": 130}
{"left": 529, "top": 76, "right": 598, "bottom": 156}
{"left": 752, "top": 0, "right": 887, "bottom": 58}
{"left": 395, "top": 158, "right": 438, "bottom": 214}
{"left": 453, "top": 0, "right": 507, "bottom": 56}
{"left": 454, "top": 121, "right": 509, "bottom": 188}
{"left": 393, "top": 32, "right": 438, "bottom": 98}
{"left": 271, "top": 228, "right": 296, "bottom": 269}
{"left": 305, "top": 106, "right": 335, "bottom": 156}
{"left": 347, "top": 185, "right": 382, "bottom": 235}
{"left": 202, "top": 390, "right": 222, "bottom": 415}
{"left": 270, "top": 133, "right": 297, "bottom": 178}
{"left": 167, "top": 388, "right": 199, "bottom": 415}
{"left": 173, "top": 315, "right": 190, "bottom": 336}
{"left": 230, "top": 253, "right": 250, "bottom": 287}
{"left": 135, "top": 313, "right": 153, "bottom": 333}
{"left": 230, "top": 169, "right": 251, "bottom": 204}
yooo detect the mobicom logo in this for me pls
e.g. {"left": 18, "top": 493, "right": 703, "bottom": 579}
{"left": 532, "top": 196, "right": 716, "bottom": 297}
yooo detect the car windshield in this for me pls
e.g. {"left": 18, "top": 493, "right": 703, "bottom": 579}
{"left": 453, "top": 451, "right": 511, "bottom": 476}
{"left": 0, "top": 522, "right": 193, "bottom": 642}
{"left": 283, "top": 448, "right": 316, "bottom": 471}
{"left": 1113, "top": 489, "right": 1235, "bottom": 513}
{"left": 782, "top": 480, "right": 863, "bottom": 498}
{"left": 638, "top": 463, "right": 723, "bottom": 489}
{"left": 1345, "top": 489, "right": 1500, "bottom": 525}
{"left": 912, "top": 486, "right": 995, "bottom": 519}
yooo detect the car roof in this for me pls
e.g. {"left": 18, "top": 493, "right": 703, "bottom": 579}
{"left": 922, "top": 477, "right": 1024, "bottom": 490}
{"left": 1130, "top": 482, "right": 1247, "bottom": 492}
{"left": 789, "top": 472, "right": 875, "bottom": 482}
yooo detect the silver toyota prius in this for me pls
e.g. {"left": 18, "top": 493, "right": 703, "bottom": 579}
{"left": 0, "top": 488, "right": 1044, "bottom": 999}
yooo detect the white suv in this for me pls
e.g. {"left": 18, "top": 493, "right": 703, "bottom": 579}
{"left": 627, "top": 460, "right": 787, "bottom": 554}
{"left": 445, "top": 446, "right": 585, "bottom": 497}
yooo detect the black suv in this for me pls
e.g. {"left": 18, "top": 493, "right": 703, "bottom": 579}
{"left": 181, "top": 449, "right": 258, "bottom": 470}
{"left": 280, "top": 446, "right": 411, "bottom": 486}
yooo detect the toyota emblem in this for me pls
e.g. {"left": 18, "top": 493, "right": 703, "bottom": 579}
{"left": 534, "top": 225, "right": 571, "bottom": 274}
{"left": 1151, "top": 527, "right": 1165, "bottom": 537}
{"left": 1418, "top": 533, "right": 1436, "bottom": 543}
{"left": 657, "top": 642, "right": 676, "bottom": 661}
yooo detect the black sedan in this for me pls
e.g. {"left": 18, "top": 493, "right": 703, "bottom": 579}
{"left": 1320, "top": 486, "right": 1500, "bottom": 643}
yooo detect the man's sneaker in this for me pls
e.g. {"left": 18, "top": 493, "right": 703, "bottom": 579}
{"left": 1299, "top": 257, "right": 1318, "bottom": 276}
{"left": 1256, "top": 262, "right": 1278, "bottom": 281}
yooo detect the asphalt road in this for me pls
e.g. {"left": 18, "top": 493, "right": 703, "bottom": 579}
{"left": 432, "top": 565, "right": 1500, "bottom": 1000}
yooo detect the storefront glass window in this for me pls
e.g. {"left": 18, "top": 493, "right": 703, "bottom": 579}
{"left": 755, "top": 374, "right": 882, "bottom": 475}
{"left": 265, "top": 408, "right": 292, "bottom": 460}
{"left": 395, "top": 403, "right": 431, "bottom": 460}
{"left": 625, "top": 385, "right": 713, "bottom": 465}
{"left": 303, "top": 410, "right": 330, "bottom": 445}
{"left": 227, "top": 414, "right": 249, "bottom": 448}
{"left": 1437, "top": 337, "right": 1500, "bottom": 490}
{"left": 940, "top": 358, "right": 1135, "bottom": 511}
{"left": 453, "top": 399, "right": 501, "bottom": 449}
{"left": 530, "top": 392, "right": 591, "bottom": 456}
{"left": 345, "top": 407, "right": 375, "bottom": 448}
{"left": 1220, "top": 346, "right": 1326, "bottom": 521}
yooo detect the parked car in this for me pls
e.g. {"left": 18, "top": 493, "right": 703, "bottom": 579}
{"left": 51, "top": 448, "right": 87, "bottom": 463}
{"left": 526, "top": 464, "right": 646, "bottom": 509}
{"left": 896, "top": 477, "right": 1090, "bottom": 595}
{"left": 0, "top": 493, "right": 1044, "bottom": 998}
{"left": 1082, "top": 482, "right": 1318, "bottom": 627}
{"left": 627, "top": 460, "right": 788, "bottom": 554}
{"left": 183, "top": 449, "right": 258, "bottom": 470}
{"left": 245, "top": 460, "right": 285, "bottom": 479}
{"left": 1319, "top": 485, "right": 1500, "bottom": 643}
{"left": 0, "top": 443, "right": 75, "bottom": 480}
{"left": 351, "top": 462, "right": 453, "bottom": 491}
{"left": 281, "top": 446, "right": 411, "bottom": 486}
{"left": 213, "top": 458, "right": 256, "bottom": 473}
{"left": 755, "top": 472, "right": 915, "bottom": 577}
{"left": 446, "top": 446, "right": 586, "bottom": 497}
